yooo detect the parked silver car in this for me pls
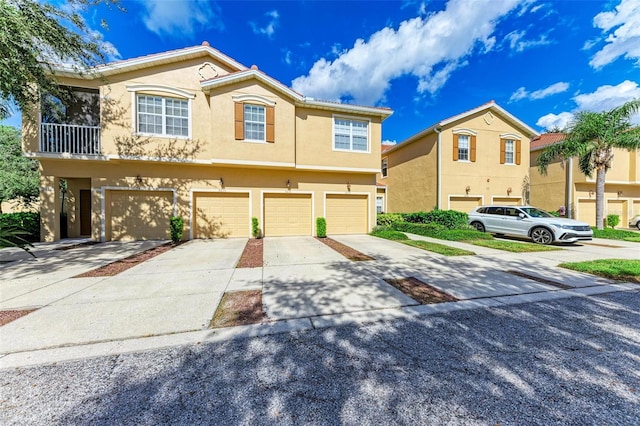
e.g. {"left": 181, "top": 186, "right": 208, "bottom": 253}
{"left": 629, "top": 215, "right": 640, "bottom": 230}
{"left": 468, "top": 205, "right": 593, "bottom": 244}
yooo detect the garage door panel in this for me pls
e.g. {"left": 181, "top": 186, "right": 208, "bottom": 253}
{"left": 450, "top": 197, "right": 481, "bottom": 213}
{"left": 607, "top": 200, "right": 628, "bottom": 227}
{"left": 326, "top": 194, "right": 368, "bottom": 235}
{"left": 264, "top": 194, "right": 312, "bottom": 236}
{"left": 492, "top": 197, "right": 521, "bottom": 206}
{"left": 110, "top": 190, "right": 173, "bottom": 241}
{"left": 194, "top": 192, "right": 249, "bottom": 238}
{"left": 578, "top": 199, "right": 596, "bottom": 226}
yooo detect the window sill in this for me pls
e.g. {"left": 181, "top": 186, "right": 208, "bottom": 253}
{"left": 241, "top": 139, "right": 268, "bottom": 144}
{"left": 134, "top": 132, "right": 191, "bottom": 140}
{"left": 333, "top": 148, "right": 371, "bottom": 154}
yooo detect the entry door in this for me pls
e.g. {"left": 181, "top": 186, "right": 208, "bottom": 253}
{"left": 79, "top": 189, "right": 91, "bottom": 236}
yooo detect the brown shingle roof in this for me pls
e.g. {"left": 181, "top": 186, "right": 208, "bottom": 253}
{"left": 381, "top": 144, "right": 395, "bottom": 153}
{"left": 530, "top": 133, "right": 565, "bottom": 150}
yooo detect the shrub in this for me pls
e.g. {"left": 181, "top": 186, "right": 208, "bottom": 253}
{"left": 316, "top": 217, "right": 327, "bottom": 238}
{"left": 401, "top": 211, "right": 430, "bottom": 224}
{"left": 376, "top": 213, "right": 404, "bottom": 227}
{"left": 0, "top": 212, "right": 40, "bottom": 242}
{"left": 548, "top": 210, "right": 561, "bottom": 217}
{"left": 392, "top": 221, "right": 446, "bottom": 236}
{"left": 606, "top": 214, "right": 620, "bottom": 229}
{"left": 401, "top": 209, "right": 468, "bottom": 229}
{"left": 392, "top": 221, "right": 491, "bottom": 241}
{"left": 370, "top": 226, "right": 409, "bottom": 240}
{"left": 169, "top": 216, "right": 184, "bottom": 243}
{"left": 251, "top": 217, "right": 261, "bottom": 238}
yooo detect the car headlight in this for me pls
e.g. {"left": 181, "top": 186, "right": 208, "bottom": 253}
{"left": 551, "top": 223, "right": 573, "bottom": 230}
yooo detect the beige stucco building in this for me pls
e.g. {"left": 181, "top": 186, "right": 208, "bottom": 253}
{"left": 530, "top": 133, "right": 640, "bottom": 226}
{"left": 23, "top": 43, "right": 392, "bottom": 242}
{"left": 380, "top": 101, "right": 538, "bottom": 213}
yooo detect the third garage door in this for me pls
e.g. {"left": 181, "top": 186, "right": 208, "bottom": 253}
{"left": 263, "top": 193, "right": 312, "bottom": 236}
{"left": 193, "top": 192, "right": 250, "bottom": 238}
{"left": 325, "top": 194, "right": 368, "bottom": 234}
{"left": 450, "top": 196, "right": 482, "bottom": 213}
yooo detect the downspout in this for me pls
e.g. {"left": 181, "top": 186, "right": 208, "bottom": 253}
{"left": 567, "top": 157, "right": 573, "bottom": 219}
{"left": 435, "top": 126, "right": 442, "bottom": 209}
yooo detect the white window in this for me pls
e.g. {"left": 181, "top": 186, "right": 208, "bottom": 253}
{"left": 381, "top": 158, "right": 388, "bottom": 177}
{"left": 504, "top": 139, "right": 515, "bottom": 164}
{"left": 376, "top": 196, "right": 384, "bottom": 214}
{"left": 458, "top": 134, "right": 469, "bottom": 161}
{"left": 137, "top": 95, "right": 189, "bottom": 137}
{"left": 334, "top": 118, "right": 369, "bottom": 152}
{"left": 244, "top": 104, "right": 265, "bottom": 141}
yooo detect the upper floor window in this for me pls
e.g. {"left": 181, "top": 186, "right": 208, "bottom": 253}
{"left": 137, "top": 95, "right": 189, "bottom": 137}
{"left": 453, "top": 132, "right": 476, "bottom": 162}
{"left": 244, "top": 104, "right": 265, "bottom": 141}
{"left": 234, "top": 101, "right": 274, "bottom": 143}
{"left": 504, "top": 139, "right": 515, "bottom": 164}
{"left": 457, "top": 135, "right": 469, "bottom": 161}
{"left": 500, "top": 137, "right": 521, "bottom": 165}
{"left": 381, "top": 157, "right": 388, "bottom": 177}
{"left": 334, "top": 118, "right": 369, "bottom": 152}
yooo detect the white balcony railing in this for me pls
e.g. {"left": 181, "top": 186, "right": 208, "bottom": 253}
{"left": 39, "top": 123, "right": 101, "bottom": 155}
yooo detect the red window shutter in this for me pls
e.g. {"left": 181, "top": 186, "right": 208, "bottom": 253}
{"left": 453, "top": 134, "right": 459, "bottom": 161}
{"left": 234, "top": 102, "right": 244, "bottom": 140}
{"left": 470, "top": 135, "right": 477, "bottom": 162}
{"left": 500, "top": 138, "right": 506, "bottom": 164}
{"left": 516, "top": 139, "right": 521, "bottom": 165}
{"left": 266, "top": 106, "right": 275, "bottom": 143}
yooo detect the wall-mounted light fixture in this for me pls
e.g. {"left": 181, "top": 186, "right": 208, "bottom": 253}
{"left": 589, "top": 190, "right": 595, "bottom": 198}
{"left": 617, "top": 190, "right": 623, "bottom": 197}
{"left": 135, "top": 174, "right": 143, "bottom": 185}
{"left": 347, "top": 181, "right": 351, "bottom": 192}
{"left": 465, "top": 185, "right": 471, "bottom": 194}
{"left": 507, "top": 187, "right": 512, "bottom": 195}
{"left": 219, "top": 177, "right": 224, "bottom": 187}
{"left": 286, "top": 179, "right": 291, "bottom": 190}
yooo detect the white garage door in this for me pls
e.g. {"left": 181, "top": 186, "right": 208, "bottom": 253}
{"left": 193, "top": 192, "right": 250, "bottom": 238}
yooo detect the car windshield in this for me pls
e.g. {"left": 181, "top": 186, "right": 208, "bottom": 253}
{"left": 520, "top": 207, "right": 554, "bottom": 218}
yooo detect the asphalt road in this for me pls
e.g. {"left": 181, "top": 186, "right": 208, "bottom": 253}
{"left": 1, "top": 290, "right": 639, "bottom": 425}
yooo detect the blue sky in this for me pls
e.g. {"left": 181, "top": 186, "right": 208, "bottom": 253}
{"left": 3, "top": 0, "right": 640, "bottom": 143}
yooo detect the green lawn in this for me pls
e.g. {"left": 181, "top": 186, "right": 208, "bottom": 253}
{"left": 470, "top": 239, "right": 562, "bottom": 253}
{"left": 370, "top": 228, "right": 409, "bottom": 240}
{"left": 402, "top": 240, "right": 475, "bottom": 256}
{"left": 592, "top": 227, "right": 640, "bottom": 242}
{"left": 559, "top": 259, "right": 640, "bottom": 283}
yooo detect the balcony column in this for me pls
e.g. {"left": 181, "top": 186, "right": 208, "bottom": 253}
{"left": 39, "top": 175, "right": 60, "bottom": 242}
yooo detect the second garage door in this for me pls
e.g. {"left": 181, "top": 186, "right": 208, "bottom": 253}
{"left": 109, "top": 190, "right": 173, "bottom": 241}
{"left": 325, "top": 194, "right": 368, "bottom": 234}
{"left": 263, "top": 193, "right": 312, "bottom": 236}
{"left": 449, "top": 196, "right": 482, "bottom": 213}
{"left": 577, "top": 199, "right": 596, "bottom": 226}
{"left": 193, "top": 192, "right": 250, "bottom": 238}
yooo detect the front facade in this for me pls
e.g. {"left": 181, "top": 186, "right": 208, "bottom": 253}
{"left": 381, "top": 101, "right": 538, "bottom": 213}
{"left": 23, "top": 43, "right": 392, "bottom": 242}
{"left": 530, "top": 133, "right": 640, "bottom": 226}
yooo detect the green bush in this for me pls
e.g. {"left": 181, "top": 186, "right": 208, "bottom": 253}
{"left": 437, "top": 229, "right": 493, "bottom": 241}
{"left": 392, "top": 221, "right": 446, "bottom": 236}
{"left": 169, "top": 216, "right": 184, "bottom": 243}
{"left": 548, "top": 210, "right": 561, "bottom": 217}
{"left": 251, "top": 217, "right": 261, "bottom": 238}
{"left": 370, "top": 226, "right": 409, "bottom": 240}
{"left": 606, "top": 214, "right": 620, "bottom": 228}
{"left": 0, "top": 212, "right": 40, "bottom": 242}
{"left": 376, "top": 213, "right": 404, "bottom": 227}
{"left": 392, "top": 221, "right": 491, "bottom": 241}
{"left": 401, "top": 209, "right": 468, "bottom": 229}
{"left": 316, "top": 217, "right": 327, "bottom": 238}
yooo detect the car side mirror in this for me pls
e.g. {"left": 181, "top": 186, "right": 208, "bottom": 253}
{"left": 518, "top": 213, "right": 525, "bottom": 218}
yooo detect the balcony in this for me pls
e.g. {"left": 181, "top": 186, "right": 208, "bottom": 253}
{"left": 40, "top": 123, "right": 101, "bottom": 155}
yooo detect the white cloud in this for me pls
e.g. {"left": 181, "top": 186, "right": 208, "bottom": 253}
{"left": 382, "top": 139, "right": 397, "bottom": 145}
{"left": 504, "top": 30, "right": 552, "bottom": 52}
{"left": 536, "top": 80, "right": 640, "bottom": 129}
{"left": 250, "top": 10, "right": 279, "bottom": 38}
{"left": 509, "top": 82, "right": 570, "bottom": 102}
{"left": 291, "top": 0, "right": 520, "bottom": 105}
{"left": 589, "top": 0, "right": 640, "bottom": 69}
{"left": 138, "top": 0, "right": 223, "bottom": 38}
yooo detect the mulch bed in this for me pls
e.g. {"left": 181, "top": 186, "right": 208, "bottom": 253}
{"left": 316, "top": 237, "right": 374, "bottom": 261}
{"left": 507, "top": 270, "right": 574, "bottom": 290}
{"left": 236, "top": 238, "right": 263, "bottom": 268}
{"left": 73, "top": 242, "right": 175, "bottom": 278}
{"left": 54, "top": 241, "right": 102, "bottom": 251}
{"left": 0, "top": 309, "right": 37, "bottom": 326}
{"left": 384, "top": 277, "right": 459, "bottom": 304}
{"left": 210, "top": 290, "right": 267, "bottom": 328}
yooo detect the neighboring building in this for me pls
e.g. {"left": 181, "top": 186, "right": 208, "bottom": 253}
{"left": 530, "top": 133, "right": 640, "bottom": 226}
{"left": 22, "top": 42, "right": 392, "bottom": 242}
{"left": 380, "top": 101, "right": 538, "bottom": 213}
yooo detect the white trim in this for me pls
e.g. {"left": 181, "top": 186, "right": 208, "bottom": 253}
{"left": 105, "top": 154, "right": 211, "bottom": 165}
{"left": 189, "top": 189, "right": 252, "bottom": 239}
{"left": 490, "top": 195, "right": 523, "bottom": 205}
{"left": 440, "top": 102, "right": 538, "bottom": 137}
{"left": 295, "top": 164, "right": 380, "bottom": 173}
{"left": 100, "top": 186, "right": 177, "bottom": 242}
{"left": 376, "top": 194, "right": 386, "bottom": 214}
{"left": 332, "top": 115, "right": 372, "bottom": 154}
{"left": 452, "top": 128, "right": 478, "bottom": 136}
{"left": 447, "top": 195, "right": 485, "bottom": 210}
{"left": 261, "top": 190, "right": 315, "bottom": 236}
{"left": 26, "top": 152, "right": 109, "bottom": 161}
{"left": 213, "top": 158, "right": 296, "bottom": 168}
{"left": 499, "top": 132, "right": 522, "bottom": 140}
{"left": 232, "top": 94, "right": 276, "bottom": 106}
{"left": 302, "top": 98, "right": 393, "bottom": 118}
{"left": 126, "top": 84, "right": 196, "bottom": 99}
{"left": 323, "top": 191, "right": 371, "bottom": 233}
{"left": 132, "top": 93, "right": 193, "bottom": 139}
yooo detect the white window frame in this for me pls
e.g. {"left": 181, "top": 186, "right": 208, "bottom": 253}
{"left": 126, "top": 85, "right": 194, "bottom": 140}
{"left": 381, "top": 157, "right": 388, "bottom": 178}
{"left": 332, "top": 115, "right": 371, "bottom": 153}
{"left": 243, "top": 103, "right": 266, "bottom": 143}
{"left": 458, "top": 134, "right": 470, "bottom": 162}
{"left": 504, "top": 139, "right": 515, "bottom": 164}
{"left": 376, "top": 195, "right": 385, "bottom": 214}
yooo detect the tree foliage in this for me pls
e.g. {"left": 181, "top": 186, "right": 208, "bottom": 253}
{"left": 0, "top": 125, "right": 39, "bottom": 211}
{"left": 0, "top": 0, "right": 120, "bottom": 120}
{"left": 536, "top": 99, "right": 640, "bottom": 229}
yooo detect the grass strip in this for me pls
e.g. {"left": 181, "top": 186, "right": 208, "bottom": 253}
{"left": 469, "top": 239, "right": 562, "bottom": 252}
{"left": 591, "top": 228, "right": 640, "bottom": 242}
{"left": 559, "top": 259, "right": 640, "bottom": 283}
{"left": 210, "top": 290, "right": 267, "bottom": 328}
{"left": 402, "top": 240, "right": 475, "bottom": 256}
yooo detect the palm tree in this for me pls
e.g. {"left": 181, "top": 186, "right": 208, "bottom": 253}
{"left": 536, "top": 99, "right": 640, "bottom": 229}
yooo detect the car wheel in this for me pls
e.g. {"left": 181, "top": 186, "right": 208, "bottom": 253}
{"left": 636, "top": 223, "right": 640, "bottom": 230}
{"left": 471, "top": 222, "right": 485, "bottom": 232}
{"left": 531, "top": 227, "right": 553, "bottom": 245}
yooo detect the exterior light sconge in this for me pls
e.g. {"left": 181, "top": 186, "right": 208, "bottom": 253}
{"left": 347, "top": 181, "right": 351, "bottom": 192}
{"left": 589, "top": 190, "right": 595, "bottom": 198}
{"left": 507, "top": 187, "right": 512, "bottom": 195}
{"left": 286, "top": 179, "right": 291, "bottom": 190}
{"left": 617, "top": 190, "right": 623, "bottom": 197}
{"left": 135, "top": 174, "right": 143, "bottom": 185}
{"left": 219, "top": 177, "right": 224, "bottom": 187}
{"left": 465, "top": 185, "right": 471, "bottom": 194}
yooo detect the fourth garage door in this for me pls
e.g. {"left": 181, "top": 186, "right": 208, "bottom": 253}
{"left": 263, "top": 193, "right": 312, "bottom": 236}
{"left": 325, "top": 194, "right": 368, "bottom": 234}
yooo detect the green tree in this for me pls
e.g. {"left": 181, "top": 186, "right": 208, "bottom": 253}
{"left": 536, "top": 100, "right": 640, "bottom": 229}
{"left": 0, "top": 0, "right": 120, "bottom": 120}
{"left": 0, "top": 125, "right": 39, "bottom": 212}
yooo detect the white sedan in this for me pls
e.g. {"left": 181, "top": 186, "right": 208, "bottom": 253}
{"left": 468, "top": 205, "right": 593, "bottom": 245}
